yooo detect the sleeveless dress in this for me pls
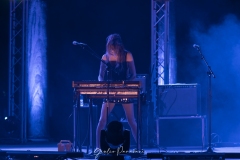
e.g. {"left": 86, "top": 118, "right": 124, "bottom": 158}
{"left": 102, "top": 52, "right": 133, "bottom": 103}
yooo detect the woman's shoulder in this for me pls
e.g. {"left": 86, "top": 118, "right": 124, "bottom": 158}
{"left": 101, "top": 53, "right": 108, "bottom": 61}
{"left": 126, "top": 52, "right": 134, "bottom": 61}
{"left": 124, "top": 50, "right": 132, "bottom": 55}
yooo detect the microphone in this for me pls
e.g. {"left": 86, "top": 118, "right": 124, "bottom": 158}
{"left": 193, "top": 44, "right": 200, "bottom": 49}
{"left": 72, "top": 41, "right": 87, "bottom": 46}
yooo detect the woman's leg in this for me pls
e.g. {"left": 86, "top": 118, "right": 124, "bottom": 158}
{"left": 96, "top": 102, "right": 115, "bottom": 148}
{"left": 122, "top": 103, "right": 137, "bottom": 143}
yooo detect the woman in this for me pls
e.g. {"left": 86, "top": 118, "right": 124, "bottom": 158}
{"left": 96, "top": 33, "right": 137, "bottom": 149}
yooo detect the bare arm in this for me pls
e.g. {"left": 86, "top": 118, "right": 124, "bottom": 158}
{"left": 98, "top": 54, "right": 107, "bottom": 81}
{"left": 126, "top": 53, "right": 136, "bottom": 80}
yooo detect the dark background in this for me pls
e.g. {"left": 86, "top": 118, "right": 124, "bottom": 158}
{"left": 1, "top": 0, "right": 240, "bottom": 144}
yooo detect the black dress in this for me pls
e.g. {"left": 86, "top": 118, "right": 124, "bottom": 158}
{"left": 99, "top": 52, "right": 135, "bottom": 103}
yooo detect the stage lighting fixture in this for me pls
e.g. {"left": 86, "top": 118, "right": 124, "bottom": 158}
{"left": 100, "top": 121, "right": 130, "bottom": 154}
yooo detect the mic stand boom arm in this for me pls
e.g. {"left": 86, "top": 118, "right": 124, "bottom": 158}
{"left": 77, "top": 43, "right": 116, "bottom": 76}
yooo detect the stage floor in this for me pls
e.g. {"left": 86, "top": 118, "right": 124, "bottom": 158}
{"left": 0, "top": 142, "right": 240, "bottom": 159}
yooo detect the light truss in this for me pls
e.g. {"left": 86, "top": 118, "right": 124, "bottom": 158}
{"left": 151, "top": 0, "right": 177, "bottom": 147}
{"left": 151, "top": 0, "right": 170, "bottom": 117}
{"left": 8, "top": 0, "right": 28, "bottom": 142}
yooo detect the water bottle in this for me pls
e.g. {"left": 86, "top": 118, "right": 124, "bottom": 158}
{"left": 80, "top": 94, "right": 84, "bottom": 107}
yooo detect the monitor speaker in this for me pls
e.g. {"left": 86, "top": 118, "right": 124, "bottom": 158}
{"left": 157, "top": 84, "right": 201, "bottom": 116}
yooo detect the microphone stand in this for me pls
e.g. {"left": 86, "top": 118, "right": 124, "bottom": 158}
{"left": 74, "top": 43, "right": 115, "bottom": 152}
{"left": 105, "top": 65, "right": 111, "bottom": 126}
{"left": 194, "top": 45, "right": 215, "bottom": 153}
{"left": 77, "top": 44, "right": 115, "bottom": 123}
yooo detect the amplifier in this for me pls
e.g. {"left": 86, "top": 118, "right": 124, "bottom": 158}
{"left": 157, "top": 83, "right": 201, "bottom": 116}
{"left": 156, "top": 116, "right": 207, "bottom": 147}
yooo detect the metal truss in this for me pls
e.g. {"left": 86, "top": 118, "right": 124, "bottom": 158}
{"left": 8, "top": 0, "right": 28, "bottom": 142}
{"left": 150, "top": 0, "right": 170, "bottom": 145}
{"left": 151, "top": 0, "right": 170, "bottom": 116}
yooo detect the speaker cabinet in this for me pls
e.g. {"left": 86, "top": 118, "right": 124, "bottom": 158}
{"left": 157, "top": 116, "right": 206, "bottom": 147}
{"left": 158, "top": 84, "right": 201, "bottom": 116}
